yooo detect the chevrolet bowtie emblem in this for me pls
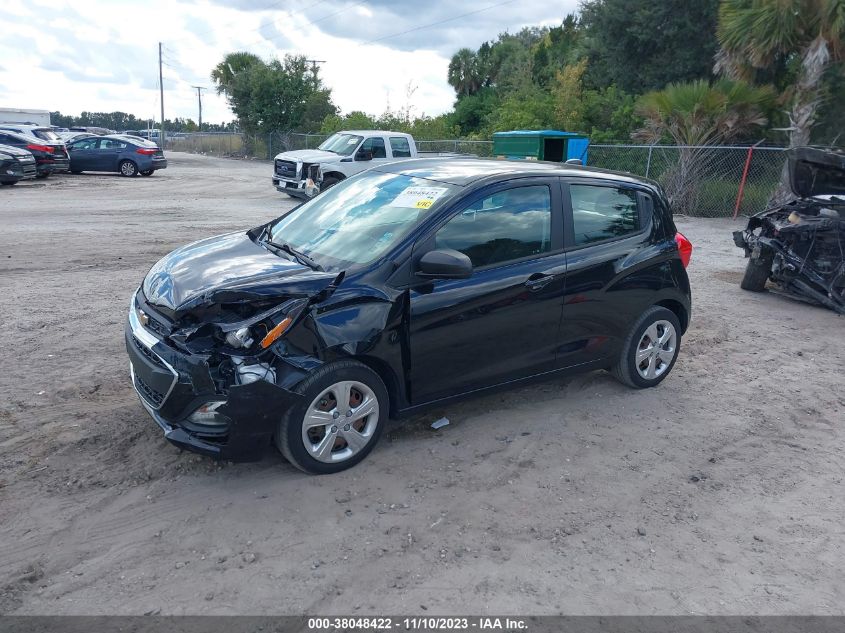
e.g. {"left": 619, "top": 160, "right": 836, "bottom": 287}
{"left": 137, "top": 308, "right": 149, "bottom": 326}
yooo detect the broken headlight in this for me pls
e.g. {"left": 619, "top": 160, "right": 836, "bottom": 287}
{"left": 215, "top": 298, "right": 307, "bottom": 353}
{"left": 225, "top": 327, "right": 254, "bottom": 349}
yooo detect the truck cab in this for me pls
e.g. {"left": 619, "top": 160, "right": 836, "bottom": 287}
{"left": 272, "top": 130, "right": 417, "bottom": 198}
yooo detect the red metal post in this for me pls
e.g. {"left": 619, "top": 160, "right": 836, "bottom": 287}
{"left": 733, "top": 142, "right": 761, "bottom": 220}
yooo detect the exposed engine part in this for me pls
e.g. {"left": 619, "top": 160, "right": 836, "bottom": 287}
{"left": 733, "top": 146, "right": 845, "bottom": 315}
{"left": 232, "top": 356, "right": 277, "bottom": 385}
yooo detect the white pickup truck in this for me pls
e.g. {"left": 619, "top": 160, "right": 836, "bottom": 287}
{"left": 271, "top": 130, "right": 418, "bottom": 198}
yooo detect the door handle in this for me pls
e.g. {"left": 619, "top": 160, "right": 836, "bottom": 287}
{"left": 524, "top": 273, "right": 555, "bottom": 291}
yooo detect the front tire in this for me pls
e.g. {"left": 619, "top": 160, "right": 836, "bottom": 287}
{"left": 1, "top": 181, "right": 17, "bottom": 186}
{"left": 275, "top": 360, "right": 388, "bottom": 474}
{"left": 119, "top": 160, "right": 138, "bottom": 177}
{"left": 740, "top": 251, "right": 772, "bottom": 292}
{"left": 320, "top": 175, "right": 341, "bottom": 192}
{"left": 611, "top": 306, "right": 681, "bottom": 389}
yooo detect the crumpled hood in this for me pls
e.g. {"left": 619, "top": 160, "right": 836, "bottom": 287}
{"left": 142, "top": 231, "right": 336, "bottom": 314}
{"left": 273, "top": 149, "right": 343, "bottom": 163}
{"left": 788, "top": 146, "right": 845, "bottom": 198}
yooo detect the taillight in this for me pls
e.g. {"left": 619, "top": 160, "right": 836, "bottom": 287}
{"left": 136, "top": 148, "right": 157, "bottom": 155}
{"left": 675, "top": 232, "right": 693, "bottom": 268}
{"left": 27, "top": 143, "right": 53, "bottom": 153}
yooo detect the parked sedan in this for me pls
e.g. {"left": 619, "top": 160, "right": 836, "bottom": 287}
{"left": 67, "top": 134, "right": 167, "bottom": 176}
{"left": 0, "top": 143, "right": 37, "bottom": 185}
{"left": 127, "top": 158, "right": 693, "bottom": 474}
{"left": 0, "top": 130, "right": 69, "bottom": 178}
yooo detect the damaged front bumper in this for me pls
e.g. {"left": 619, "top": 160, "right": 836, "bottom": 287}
{"left": 126, "top": 294, "right": 304, "bottom": 462}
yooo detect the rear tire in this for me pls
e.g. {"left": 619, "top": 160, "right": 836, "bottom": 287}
{"left": 71, "top": 170, "right": 82, "bottom": 175}
{"left": 611, "top": 306, "right": 682, "bottom": 389}
{"left": 740, "top": 251, "right": 772, "bottom": 292}
{"left": 35, "top": 172, "right": 49, "bottom": 179}
{"left": 275, "top": 360, "right": 388, "bottom": 474}
{"left": 119, "top": 160, "right": 138, "bottom": 177}
{"left": 140, "top": 170, "right": 154, "bottom": 176}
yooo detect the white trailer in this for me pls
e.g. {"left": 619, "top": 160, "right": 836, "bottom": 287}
{"left": 0, "top": 108, "right": 51, "bottom": 126}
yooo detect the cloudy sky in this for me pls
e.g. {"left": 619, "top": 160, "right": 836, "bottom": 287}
{"left": 0, "top": 0, "right": 580, "bottom": 125}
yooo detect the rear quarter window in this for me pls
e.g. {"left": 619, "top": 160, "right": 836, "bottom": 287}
{"left": 390, "top": 137, "right": 412, "bottom": 158}
{"left": 569, "top": 184, "right": 640, "bottom": 246}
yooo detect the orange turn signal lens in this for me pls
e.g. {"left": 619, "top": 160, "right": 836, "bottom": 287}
{"left": 259, "top": 316, "right": 293, "bottom": 349}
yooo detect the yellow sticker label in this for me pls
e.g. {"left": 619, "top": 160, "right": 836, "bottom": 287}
{"left": 392, "top": 186, "right": 448, "bottom": 209}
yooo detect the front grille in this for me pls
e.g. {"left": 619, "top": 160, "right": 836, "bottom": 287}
{"left": 133, "top": 336, "right": 165, "bottom": 368}
{"left": 135, "top": 373, "right": 165, "bottom": 407}
{"left": 275, "top": 159, "right": 298, "bottom": 178}
{"left": 143, "top": 314, "right": 169, "bottom": 337}
{"left": 21, "top": 164, "right": 36, "bottom": 178}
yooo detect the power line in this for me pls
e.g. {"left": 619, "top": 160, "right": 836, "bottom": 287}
{"left": 358, "top": 0, "right": 517, "bottom": 47}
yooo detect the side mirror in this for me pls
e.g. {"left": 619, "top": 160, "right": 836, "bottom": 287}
{"left": 356, "top": 149, "right": 373, "bottom": 162}
{"left": 417, "top": 249, "right": 473, "bottom": 280}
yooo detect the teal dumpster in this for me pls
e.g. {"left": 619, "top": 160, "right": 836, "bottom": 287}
{"left": 492, "top": 130, "right": 590, "bottom": 164}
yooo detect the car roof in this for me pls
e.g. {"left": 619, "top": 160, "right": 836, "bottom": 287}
{"left": 341, "top": 130, "right": 409, "bottom": 136}
{"left": 373, "top": 157, "right": 655, "bottom": 188}
{"left": 0, "top": 129, "right": 39, "bottom": 142}
{"left": 107, "top": 134, "right": 155, "bottom": 145}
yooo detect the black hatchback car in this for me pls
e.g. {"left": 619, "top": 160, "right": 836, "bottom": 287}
{"left": 127, "top": 159, "right": 692, "bottom": 474}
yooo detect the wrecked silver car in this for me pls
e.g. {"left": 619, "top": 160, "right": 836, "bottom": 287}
{"left": 734, "top": 146, "right": 845, "bottom": 314}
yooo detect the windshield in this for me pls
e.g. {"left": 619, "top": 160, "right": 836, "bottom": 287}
{"left": 268, "top": 171, "right": 460, "bottom": 271}
{"left": 318, "top": 133, "right": 363, "bottom": 156}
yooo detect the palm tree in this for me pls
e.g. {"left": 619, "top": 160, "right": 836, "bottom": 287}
{"left": 716, "top": 0, "right": 845, "bottom": 198}
{"left": 447, "top": 48, "right": 482, "bottom": 97}
{"left": 635, "top": 78, "right": 776, "bottom": 213}
{"left": 635, "top": 79, "right": 775, "bottom": 146}
{"left": 210, "top": 52, "right": 264, "bottom": 96}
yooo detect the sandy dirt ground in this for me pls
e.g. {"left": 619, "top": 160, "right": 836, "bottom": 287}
{"left": 0, "top": 153, "right": 843, "bottom": 615}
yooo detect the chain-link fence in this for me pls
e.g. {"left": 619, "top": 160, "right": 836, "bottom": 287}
{"left": 165, "top": 133, "right": 787, "bottom": 218}
{"left": 588, "top": 144, "right": 786, "bottom": 217}
{"left": 164, "top": 132, "right": 496, "bottom": 159}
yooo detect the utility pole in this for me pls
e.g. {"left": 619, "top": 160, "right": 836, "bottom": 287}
{"left": 304, "top": 59, "right": 326, "bottom": 88}
{"left": 191, "top": 86, "right": 206, "bottom": 132}
{"left": 158, "top": 42, "right": 165, "bottom": 147}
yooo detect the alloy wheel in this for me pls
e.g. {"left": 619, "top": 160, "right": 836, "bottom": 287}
{"left": 301, "top": 380, "right": 379, "bottom": 463}
{"left": 635, "top": 320, "right": 677, "bottom": 380}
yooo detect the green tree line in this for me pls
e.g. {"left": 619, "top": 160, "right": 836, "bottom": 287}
{"left": 49, "top": 111, "right": 237, "bottom": 132}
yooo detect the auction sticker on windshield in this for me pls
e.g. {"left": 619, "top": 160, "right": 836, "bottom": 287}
{"left": 392, "top": 186, "right": 449, "bottom": 209}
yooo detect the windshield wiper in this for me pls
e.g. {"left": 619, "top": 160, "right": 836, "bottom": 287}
{"left": 264, "top": 237, "right": 324, "bottom": 272}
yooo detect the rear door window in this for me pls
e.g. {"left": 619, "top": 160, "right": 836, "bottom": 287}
{"left": 569, "top": 184, "right": 640, "bottom": 246}
{"left": 390, "top": 137, "right": 412, "bottom": 158}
